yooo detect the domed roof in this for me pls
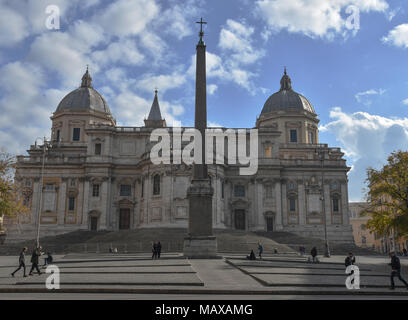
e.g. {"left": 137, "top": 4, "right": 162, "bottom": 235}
{"left": 261, "top": 69, "right": 315, "bottom": 115}
{"left": 55, "top": 68, "right": 111, "bottom": 114}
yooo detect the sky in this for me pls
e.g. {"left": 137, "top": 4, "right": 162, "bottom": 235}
{"left": 1, "top": 0, "right": 408, "bottom": 202}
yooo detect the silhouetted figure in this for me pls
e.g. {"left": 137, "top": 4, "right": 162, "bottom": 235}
{"left": 311, "top": 247, "right": 318, "bottom": 263}
{"left": 11, "top": 247, "right": 28, "bottom": 277}
{"left": 29, "top": 246, "right": 43, "bottom": 276}
{"left": 389, "top": 251, "right": 408, "bottom": 290}
{"left": 152, "top": 242, "right": 158, "bottom": 259}
{"left": 157, "top": 242, "right": 162, "bottom": 259}
{"left": 247, "top": 250, "right": 256, "bottom": 260}
{"left": 43, "top": 252, "right": 53, "bottom": 266}
{"left": 345, "top": 252, "right": 356, "bottom": 268}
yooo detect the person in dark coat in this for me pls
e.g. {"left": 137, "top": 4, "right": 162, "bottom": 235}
{"left": 345, "top": 252, "right": 356, "bottom": 267}
{"left": 152, "top": 242, "right": 157, "bottom": 259}
{"left": 11, "top": 247, "right": 28, "bottom": 277}
{"left": 157, "top": 242, "right": 162, "bottom": 259}
{"left": 29, "top": 246, "right": 43, "bottom": 276}
{"left": 311, "top": 247, "right": 318, "bottom": 263}
{"left": 247, "top": 249, "right": 256, "bottom": 260}
{"left": 43, "top": 252, "right": 53, "bottom": 267}
{"left": 389, "top": 251, "right": 408, "bottom": 290}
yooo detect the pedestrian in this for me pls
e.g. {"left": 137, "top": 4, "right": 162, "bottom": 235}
{"left": 247, "top": 249, "right": 256, "bottom": 260}
{"left": 403, "top": 248, "right": 407, "bottom": 257}
{"left": 274, "top": 248, "right": 278, "bottom": 254}
{"left": 345, "top": 252, "right": 356, "bottom": 268}
{"left": 157, "top": 241, "right": 162, "bottom": 259}
{"left": 11, "top": 247, "right": 28, "bottom": 277}
{"left": 258, "top": 241, "right": 264, "bottom": 259}
{"left": 388, "top": 251, "right": 408, "bottom": 290}
{"left": 311, "top": 247, "right": 318, "bottom": 263}
{"left": 29, "top": 246, "right": 43, "bottom": 276}
{"left": 152, "top": 242, "right": 157, "bottom": 259}
{"left": 43, "top": 252, "right": 53, "bottom": 267}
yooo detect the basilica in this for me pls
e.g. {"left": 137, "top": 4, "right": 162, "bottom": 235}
{"left": 9, "top": 67, "right": 353, "bottom": 243}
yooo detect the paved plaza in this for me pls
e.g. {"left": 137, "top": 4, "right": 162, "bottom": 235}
{"left": 0, "top": 252, "right": 407, "bottom": 299}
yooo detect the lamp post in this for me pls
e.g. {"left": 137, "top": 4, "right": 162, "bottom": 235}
{"left": 316, "top": 145, "right": 330, "bottom": 258}
{"left": 35, "top": 137, "right": 51, "bottom": 248}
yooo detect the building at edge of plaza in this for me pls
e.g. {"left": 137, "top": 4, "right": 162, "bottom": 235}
{"left": 6, "top": 67, "right": 354, "bottom": 243}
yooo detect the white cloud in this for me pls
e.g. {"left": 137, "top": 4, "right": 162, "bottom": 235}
{"left": 92, "top": 39, "right": 145, "bottom": 67}
{"left": 402, "top": 98, "right": 408, "bottom": 105}
{"left": 208, "top": 84, "right": 218, "bottom": 95}
{"left": 382, "top": 24, "right": 408, "bottom": 48}
{"left": 0, "top": 3, "right": 29, "bottom": 47}
{"left": 355, "top": 88, "right": 386, "bottom": 106}
{"left": 320, "top": 107, "right": 408, "bottom": 201}
{"left": 97, "top": 0, "right": 159, "bottom": 37}
{"left": 136, "top": 72, "right": 186, "bottom": 94}
{"left": 256, "top": 0, "right": 389, "bottom": 39}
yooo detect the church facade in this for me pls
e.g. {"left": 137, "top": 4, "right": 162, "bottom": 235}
{"left": 9, "top": 68, "right": 353, "bottom": 243}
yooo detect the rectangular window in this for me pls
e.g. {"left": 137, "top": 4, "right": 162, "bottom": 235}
{"left": 56, "top": 130, "right": 60, "bottom": 142}
{"left": 92, "top": 184, "right": 100, "bottom": 197}
{"left": 333, "top": 198, "right": 339, "bottom": 212}
{"left": 45, "top": 183, "right": 54, "bottom": 191}
{"left": 290, "top": 130, "right": 297, "bottom": 143}
{"left": 141, "top": 179, "right": 144, "bottom": 198}
{"left": 234, "top": 185, "right": 245, "bottom": 197}
{"left": 120, "top": 184, "right": 131, "bottom": 196}
{"left": 68, "top": 197, "right": 75, "bottom": 211}
{"left": 221, "top": 181, "right": 224, "bottom": 199}
{"left": 95, "top": 143, "right": 101, "bottom": 155}
{"left": 73, "top": 128, "right": 80, "bottom": 141}
{"left": 289, "top": 199, "right": 296, "bottom": 212}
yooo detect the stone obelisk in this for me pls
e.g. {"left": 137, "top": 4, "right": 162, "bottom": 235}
{"left": 183, "top": 18, "right": 217, "bottom": 258}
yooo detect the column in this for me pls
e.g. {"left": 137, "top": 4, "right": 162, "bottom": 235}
{"left": 256, "top": 180, "right": 263, "bottom": 230}
{"left": 82, "top": 179, "right": 90, "bottom": 229}
{"left": 281, "top": 182, "right": 288, "bottom": 226}
{"left": 274, "top": 179, "right": 283, "bottom": 230}
{"left": 324, "top": 183, "right": 331, "bottom": 225}
{"left": 341, "top": 181, "right": 349, "bottom": 225}
{"left": 57, "top": 179, "right": 67, "bottom": 225}
{"left": 298, "top": 182, "right": 306, "bottom": 225}
{"left": 99, "top": 179, "right": 108, "bottom": 229}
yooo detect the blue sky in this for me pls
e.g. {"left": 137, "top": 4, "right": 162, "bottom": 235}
{"left": 1, "top": 0, "right": 408, "bottom": 201}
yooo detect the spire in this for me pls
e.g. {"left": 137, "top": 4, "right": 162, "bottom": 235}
{"left": 280, "top": 67, "right": 292, "bottom": 91}
{"left": 144, "top": 89, "right": 166, "bottom": 128}
{"left": 81, "top": 65, "right": 93, "bottom": 88}
{"left": 196, "top": 18, "right": 207, "bottom": 46}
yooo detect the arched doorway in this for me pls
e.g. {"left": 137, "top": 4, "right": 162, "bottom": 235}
{"left": 234, "top": 209, "right": 245, "bottom": 230}
{"left": 266, "top": 216, "right": 274, "bottom": 231}
{"left": 88, "top": 210, "right": 100, "bottom": 231}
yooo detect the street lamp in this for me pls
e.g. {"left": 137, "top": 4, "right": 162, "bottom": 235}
{"left": 34, "top": 137, "right": 52, "bottom": 248}
{"left": 316, "top": 145, "right": 331, "bottom": 258}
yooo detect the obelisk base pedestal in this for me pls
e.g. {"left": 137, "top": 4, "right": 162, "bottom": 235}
{"left": 183, "top": 236, "right": 219, "bottom": 259}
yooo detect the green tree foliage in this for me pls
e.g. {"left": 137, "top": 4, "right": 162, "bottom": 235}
{"left": 363, "top": 150, "right": 408, "bottom": 237}
{"left": 0, "top": 150, "right": 27, "bottom": 229}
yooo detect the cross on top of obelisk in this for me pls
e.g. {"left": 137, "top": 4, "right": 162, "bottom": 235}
{"left": 196, "top": 18, "right": 207, "bottom": 45}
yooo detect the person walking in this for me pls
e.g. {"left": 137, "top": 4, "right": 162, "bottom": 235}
{"left": 247, "top": 249, "right": 256, "bottom": 260}
{"left": 258, "top": 242, "right": 264, "bottom": 259}
{"left": 311, "top": 247, "right": 318, "bottom": 263}
{"left": 389, "top": 251, "right": 408, "bottom": 290}
{"left": 152, "top": 242, "right": 157, "bottom": 259}
{"left": 11, "top": 247, "right": 28, "bottom": 277}
{"left": 29, "top": 246, "right": 43, "bottom": 276}
{"left": 157, "top": 241, "right": 162, "bottom": 259}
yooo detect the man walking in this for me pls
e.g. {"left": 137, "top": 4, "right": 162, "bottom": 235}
{"left": 345, "top": 252, "right": 356, "bottom": 268}
{"left": 29, "top": 246, "right": 43, "bottom": 276}
{"left": 152, "top": 242, "right": 157, "bottom": 260}
{"left": 389, "top": 251, "right": 408, "bottom": 290}
{"left": 311, "top": 247, "right": 318, "bottom": 263}
{"left": 157, "top": 241, "right": 162, "bottom": 259}
{"left": 258, "top": 241, "right": 264, "bottom": 260}
{"left": 11, "top": 247, "right": 28, "bottom": 277}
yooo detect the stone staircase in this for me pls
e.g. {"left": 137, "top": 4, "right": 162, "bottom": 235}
{"left": 0, "top": 228, "right": 295, "bottom": 255}
{"left": 255, "top": 231, "right": 384, "bottom": 256}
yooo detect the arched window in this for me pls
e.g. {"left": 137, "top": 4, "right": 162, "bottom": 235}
{"left": 153, "top": 174, "right": 160, "bottom": 195}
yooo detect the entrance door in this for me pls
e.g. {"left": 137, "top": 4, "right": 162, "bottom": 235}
{"left": 119, "top": 209, "right": 130, "bottom": 230}
{"left": 90, "top": 216, "right": 98, "bottom": 231}
{"left": 266, "top": 216, "right": 274, "bottom": 232}
{"left": 234, "top": 209, "right": 245, "bottom": 230}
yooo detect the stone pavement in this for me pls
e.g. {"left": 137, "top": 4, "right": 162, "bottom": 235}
{"left": 0, "top": 253, "right": 407, "bottom": 298}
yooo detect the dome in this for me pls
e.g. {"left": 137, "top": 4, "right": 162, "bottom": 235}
{"left": 261, "top": 69, "right": 315, "bottom": 115}
{"left": 55, "top": 68, "right": 111, "bottom": 114}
